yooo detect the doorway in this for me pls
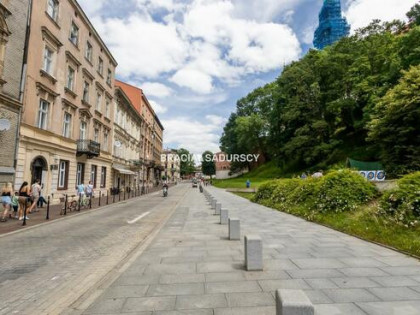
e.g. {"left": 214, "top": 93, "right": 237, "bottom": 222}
{"left": 31, "top": 156, "right": 48, "bottom": 186}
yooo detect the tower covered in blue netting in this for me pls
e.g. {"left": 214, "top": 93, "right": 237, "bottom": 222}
{"left": 313, "top": 0, "right": 350, "bottom": 50}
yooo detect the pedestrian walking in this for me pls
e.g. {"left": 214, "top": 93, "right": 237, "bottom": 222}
{"left": 1, "top": 183, "right": 14, "bottom": 222}
{"left": 11, "top": 193, "right": 19, "bottom": 219}
{"left": 18, "top": 181, "right": 31, "bottom": 221}
{"left": 29, "top": 179, "right": 41, "bottom": 213}
{"left": 86, "top": 181, "right": 94, "bottom": 198}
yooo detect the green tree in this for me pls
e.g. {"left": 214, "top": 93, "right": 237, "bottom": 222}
{"left": 177, "top": 148, "right": 195, "bottom": 176}
{"left": 201, "top": 151, "right": 216, "bottom": 177}
{"left": 368, "top": 65, "right": 420, "bottom": 175}
{"left": 407, "top": 3, "right": 420, "bottom": 26}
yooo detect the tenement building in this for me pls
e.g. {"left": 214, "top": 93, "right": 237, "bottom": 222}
{"left": 115, "top": 81, "right": 164, "bottom": 190}
{"left": 16, "top": 0, "right": 117, "bottom": 202}
{"left": 112, "top": 81, "right": 143, "bottom": 193}
{"left": 162, "top": 149, "right": 181, "bottom": 183}
{"left": 0, "top": 0, "right": 30, "bottom": 186}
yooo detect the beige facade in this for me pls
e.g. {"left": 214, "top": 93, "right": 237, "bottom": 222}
{"left": 162, "top": 149, "right": 180, "bottom": 183}
{"left": 16, "top": 0, "right": 117, "bottom": 203}
{"left": 112, "top": 85, "right": 143, "bottom": 193}
{"left": 0, "top": 0, "right": 30, "bottom": 187}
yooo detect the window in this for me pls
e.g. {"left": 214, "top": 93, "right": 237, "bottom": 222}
{"left": 98, "top": 57, "right": 103, "bottom": 75}
{"left": 103, "top": 131, "right": 108, "bottom": 151}
{"left": 107, "top": 69, "right": 112, "bottom": 85}
{"left": 66, "top": 66, "right": 75, "bottom": 91}
{"left": 85, "top": 41, "right": 93, "bottom": 62}
{"left": 90, "top": 165, "right": 97, "bottom": 188}
{"left": 94, "top": 128, "right": 99, "bottom": 142}
{"left": 105, "top": 99, "right": 110, "bottom": 118}
{"left": 96, "top": 92, "right": 102, "bottom": 111}
{"left": 62, "top": 112, "right": 71, "bottom": 138}
{"left": 47, "top": 0, "right": 59, "bottom": 21}
{"left": 69, "top": 22, "right": 79, "bottom": 46}
{"left": 76, "top": 163, "right": 85, "bottom": 187}
{"left": 58, "top": 160, "right": 69, "bottom": 190}
{"left": 82, "top": 81, "right": 90, "bottom": 103}
{"left": 43, "top": 46, "right": 54, "bottom": 74}
{"left": 100, "top": 167, "right": 107, "bottom": 188}
{"left": 38, "top": 100, "right": 49, "bottom": 130}
{"left": 80, "top": 121, "right": 87, "bottom": 140}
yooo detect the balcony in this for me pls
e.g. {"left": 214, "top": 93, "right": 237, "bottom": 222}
{"left": 76, "top": 140, "right": 100, "bottom": 159}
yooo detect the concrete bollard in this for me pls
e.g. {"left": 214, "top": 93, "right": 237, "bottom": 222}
{"left": 220, "top": 209, "right": 228, "bottom": 224}
{"left": 211, "top": 199, "right": 217, "bottom": 210}
{"left": 215, "top": 203, "right": 222, "bottom": 215}
{"left": 228, "top": 218, "right": 240, "bottom": 240}
{"left": 276, "top": 290, "right": 314, "bottom": 315}
{"left": 244, "top": 235, "right": 263, "bottom": 271}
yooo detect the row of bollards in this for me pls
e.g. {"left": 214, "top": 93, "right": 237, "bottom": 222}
{"left": 202, "top": 188, "right": 314, "bottom": 315}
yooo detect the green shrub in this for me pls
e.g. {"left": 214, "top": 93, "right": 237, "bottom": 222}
{"left": 253, "top": 169, "right": 377, "bottom": 213}
{"left": 379, "top": 172, "right": 420, "bottom": 227}
{"left": 315, "top": 169, "right": 378, "bottom": 213}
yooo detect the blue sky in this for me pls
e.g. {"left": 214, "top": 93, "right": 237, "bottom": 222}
{"left": 78, "top": 0, "right": 415, "bottom": 155}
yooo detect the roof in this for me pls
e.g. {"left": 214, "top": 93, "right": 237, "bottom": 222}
{"left": 347, "top": 158, "right": 384, "bottom": 171}
{"left": 115, "top": 80, "right": 164, "bottom": 131}
{"left": 115, "top": 80, "right": 142, "bottom": 114}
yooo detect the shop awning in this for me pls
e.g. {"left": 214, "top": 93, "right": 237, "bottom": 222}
{"left": 112, "top": 166, "right": 136, "bottom": 175}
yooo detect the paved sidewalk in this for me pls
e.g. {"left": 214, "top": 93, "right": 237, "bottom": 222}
{"left": 0, "top": 185, "right": 168, "bottom": 235}
{"left": 0, "top": 185, "right": 187, "bottom": 315}
{"left": 84, "top": 186, "right": 420, "bottom": 315}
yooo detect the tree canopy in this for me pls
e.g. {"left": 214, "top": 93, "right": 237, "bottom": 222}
{"left": 220, "top": 6, "right": 420, "bottom": 176}
{"left": 201, "top": 151, "right": 216, "bottom": 176}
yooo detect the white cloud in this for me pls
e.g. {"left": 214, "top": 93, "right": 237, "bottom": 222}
{"left": 162, "top": 116, "right": 222, "bottom": 155}
{"left": 345, "top": 0, "right": 413, "bottom": 32}
{"left": 140, "top": 82, "right": 174, "bottom": 98}
{"left": 92, "top": 14, "right": 188, "bottom": 79}
{"left": 149, "top": 100, "right": 168, "bottom": 114}
{"left": 206, "top": 115, "right": 228, "bottom": 126}
{"left": 170, "top": 68, "right": 214, "bottom": 94}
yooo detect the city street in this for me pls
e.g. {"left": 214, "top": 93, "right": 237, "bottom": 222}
{"left": 0, "top": 184, "right": 189, "bottom": 315}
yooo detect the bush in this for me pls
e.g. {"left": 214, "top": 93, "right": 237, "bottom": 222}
{"left": 253, "top": 169, "right": 377, "bottom": 213}
{"left": 315, "top": 169, "right": 378, "bottom": 213}
{"left": 379, "top": 172, "right": 420, "bottom": 227}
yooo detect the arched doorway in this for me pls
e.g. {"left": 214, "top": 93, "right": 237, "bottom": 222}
{"left": 31, "top": 156, "right": 48, "bottom": 185}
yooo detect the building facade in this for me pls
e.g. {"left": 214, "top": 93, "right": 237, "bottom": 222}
{"left": 112, "top": 82, "right": 143, "bottom": 193}
{"left": 116, "top": 81, "right": 164, "bottom": 190}
{"left": 313, "top": 0, "right": 350, "bottom": 50}
{"left": 0, "top": 0, "right": 30, "bottom": 187}
{"left": 215, "top": 152, "right": 231, "bottom": 179}
{"left": 16, "top": 0, "right": 117, "bottom": 203}
{"left": 162, "top": 149, "right": 180, "bottom": 183}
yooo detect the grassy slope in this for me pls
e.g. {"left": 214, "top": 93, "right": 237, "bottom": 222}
{"left": 233, "top": 192, "right": 420, "bottom": 257}
{"left": 213, "top": 161, "right": 284, "bottom": 189}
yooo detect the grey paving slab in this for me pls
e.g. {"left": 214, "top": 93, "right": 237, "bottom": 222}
{"left": 79, "top": 185, "right": 420, "bottom": 314}
{"left": 226, "top": 292, "right": 275, "bottom": 307}
{"left": 122, "top": 296, "right": 176, "bottom": 312}
{"left": 368, "top": 287, "right": 420, "bottom": 301}
{"left": 85, "top": 298, "right": 126, "bottom": 314}
{"left": 214, "top": 306, "right": 275, "bottom": 315}
{"left": 147, "top": 283, "right": 204, "bottom": 296}
{"left": 176, "top": 294, "right": 228, "bottom": 309}
{"left": 314, "top": 303, "right": 367, "bottom": 315}
{"left": 205, "top": 281, "right": 261, "bottom": 293}
{"left": 322, "top": 288, "right": 380, "bottom": 303}
{"left": 356, "top": 301, "right": 420, "bottom": 315}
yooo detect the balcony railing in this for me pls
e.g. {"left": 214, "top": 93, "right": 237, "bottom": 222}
{"left": 76, "top": 140, "right": 100, "bottom": 159}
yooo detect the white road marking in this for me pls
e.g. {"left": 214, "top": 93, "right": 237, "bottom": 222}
{"left": 127, "top": 211, "right": 150, "bottom": 224}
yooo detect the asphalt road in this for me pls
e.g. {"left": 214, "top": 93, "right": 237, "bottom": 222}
{"left": 0, "top": 183, "right": 189, "bottom": 315}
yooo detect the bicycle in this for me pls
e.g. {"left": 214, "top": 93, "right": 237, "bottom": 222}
{"left": 60, "top": 195, "right": 77, "bottom": 214}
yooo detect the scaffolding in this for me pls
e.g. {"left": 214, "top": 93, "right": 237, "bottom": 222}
{"left": 313, "top": 0, "right": 350, "bottom": 50}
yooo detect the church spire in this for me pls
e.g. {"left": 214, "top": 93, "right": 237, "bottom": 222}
{"left": 313, "top": 0, "right": 350, "bottom": 50}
